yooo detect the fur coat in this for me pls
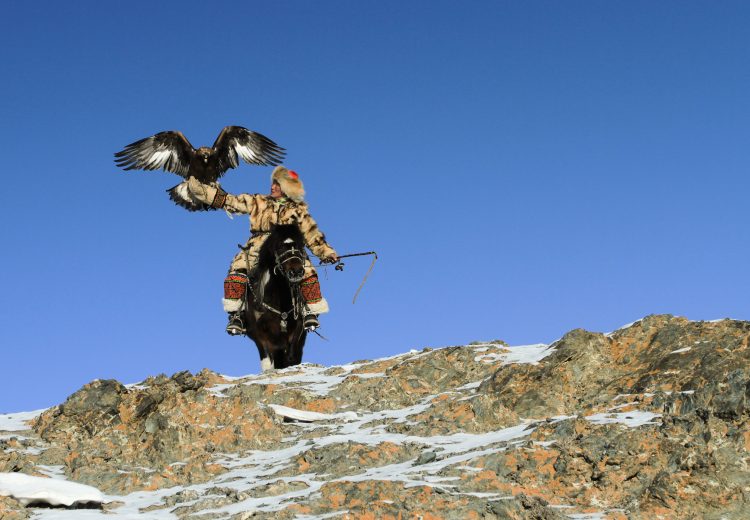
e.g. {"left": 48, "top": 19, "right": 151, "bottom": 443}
{"left": 186, "top": 177, "right": 337, "bottom": 265}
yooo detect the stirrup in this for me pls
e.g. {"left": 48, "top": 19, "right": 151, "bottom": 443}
{"left": 303, "top": 314, "right": 320, "bottom": 331}
{"left": 226, "top": 313, "right": 246, "bottom": 336}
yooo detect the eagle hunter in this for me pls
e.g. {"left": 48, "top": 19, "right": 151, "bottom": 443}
{"left": 114, "top": 126, "right": 286, "bottom": 211}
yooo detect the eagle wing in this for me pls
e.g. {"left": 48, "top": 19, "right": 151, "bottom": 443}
{"left": 114, "top": 131, "right": 194, "bottom": 178}
{"left": 212, "top": 126, "right": 286, "bottom": 178}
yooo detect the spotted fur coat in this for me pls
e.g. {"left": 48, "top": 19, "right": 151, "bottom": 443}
{"left": 187, "top": 177, "right": 337, "bottom": 273}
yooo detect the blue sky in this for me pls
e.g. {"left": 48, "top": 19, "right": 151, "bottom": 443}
{"left": 2, "top": 1, "right": 749, "bottom": 413}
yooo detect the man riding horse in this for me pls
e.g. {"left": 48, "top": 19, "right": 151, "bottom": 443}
{"left": 187, "top": 166, "right": 338, "bottom": 334}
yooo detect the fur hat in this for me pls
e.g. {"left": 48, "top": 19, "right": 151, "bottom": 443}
{"left": 271, "top": 165, "right": 305, "bottom": 202}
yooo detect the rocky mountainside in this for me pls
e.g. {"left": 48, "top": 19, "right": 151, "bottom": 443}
{"left": 1, "top": 314, "right": 749, "bottom": 519}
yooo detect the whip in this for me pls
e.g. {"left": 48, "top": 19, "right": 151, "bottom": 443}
{"left": 318, "top": 251, "right": 378, "bottom": 304}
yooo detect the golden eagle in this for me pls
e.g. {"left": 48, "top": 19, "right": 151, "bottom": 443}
{"left": 114, "top": 126, "right": 285, "bottom": 211}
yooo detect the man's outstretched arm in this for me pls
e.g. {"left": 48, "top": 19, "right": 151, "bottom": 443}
{"left": 187, "top": 177, "right": 261, "bottom": 214}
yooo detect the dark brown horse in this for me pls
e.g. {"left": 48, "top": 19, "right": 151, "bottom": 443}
{"left": 242, "top": 224, "right": 308, "bottom": 371}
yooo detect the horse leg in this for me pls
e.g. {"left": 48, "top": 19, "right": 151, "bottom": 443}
{"left": 251, "top": 326, "right": 277, "bottom": 372}
{"left": 273, "top": 342, "right": 291, "bottom": 370}
{"left": 254, "top": 342, "right": 273, "bottom": 372}
{"left": 287, "top": 326, "right": 307, "bottom": 367}
{"left": 260, "top": 356, "right": 274, "bottom": 372}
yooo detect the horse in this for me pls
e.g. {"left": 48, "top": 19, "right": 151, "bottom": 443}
{"left": 241, "top": 224, "right": 309, "bottom": 371}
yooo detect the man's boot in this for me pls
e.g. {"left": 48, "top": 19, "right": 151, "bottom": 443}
{"left": 224, "top": 271, "right": 249, "bottom": 336}
{"left": 226, "top": 312, "right": 246, "bottom": 336}
{"left": 303, "top": 314, "right": 320, "bottom": 331}
{"left": 301, "top": 273, "right": 326, "bottom": 331}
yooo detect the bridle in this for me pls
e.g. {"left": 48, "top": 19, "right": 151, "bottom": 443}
{"left": 246, "top": 238, "right": 307, "bottom": 333}
{"left": 273, "top": 243, "right": 306, "bottom": 283}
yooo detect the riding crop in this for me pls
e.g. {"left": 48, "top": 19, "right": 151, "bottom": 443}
{"left": 318, "top": 251, "right": 378, "bottom": 304}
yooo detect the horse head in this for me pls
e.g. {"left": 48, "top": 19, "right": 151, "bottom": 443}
{"left": 262, "top": 224, "right": 306, "bottom": 284}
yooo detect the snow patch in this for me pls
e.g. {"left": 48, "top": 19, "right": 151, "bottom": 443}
{"left": 472, "top": 343, "right": 553, "bottom": 365}
{"left": 586, "top": 411, "right": 662, "bottom": 428}
{"left": 604, "top": 319, "right": 644, "bottom": 337}
{"left": 0, "top": 410, "right": 45, "bottom": 432}
{"left": 268, "top": 404, "right": 358, "bottom": 422}
{"left": 0, "top": 472, "right": 105, "bottom": 507}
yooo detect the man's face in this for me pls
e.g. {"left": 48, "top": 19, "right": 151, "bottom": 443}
{"left": 270, "top": 182, "right": 283, "bottom": 199}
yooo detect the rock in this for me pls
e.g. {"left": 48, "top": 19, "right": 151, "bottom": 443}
{"left": 0, "top": 496, "right": 29, "bottom": 520}
{"left": 488, "top": 493, "right": 568, "bottom": 519}
{"left": 284, "top": 441, "right": 423, "bottom": 478}
{"left": 1, "top": 315, "right": 747, "bottom": 518}
{"left": 31, "top": 370, "right": 283, "bottom": 493}
{"left": 414, "top": 451, "right": 436, "bottom": 465}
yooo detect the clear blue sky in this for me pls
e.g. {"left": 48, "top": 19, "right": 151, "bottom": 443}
{"left": 2, "top": 1, "right": 749, "bottom": 413}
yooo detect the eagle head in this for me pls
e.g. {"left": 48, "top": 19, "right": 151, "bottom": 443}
{"left": 197, "top": 147, "right": 212, "bottom": 164}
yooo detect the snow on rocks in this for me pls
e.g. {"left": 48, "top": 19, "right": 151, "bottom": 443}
{"left": 0, "top": 411, "right": 45, "bottom": 433}
{"left": 0, "top": 472, "right": 104, "bottom": 507}
{"left": 3, "top": 314, "right": 750, "bottom": 519}
{"left": 585, "top": 410, "right": 663, "bottom": 427}
{"left": 472, "top": 342, "right": 554, "bottom": 365}
{"left": 267, "top": 404, "right": 358, "bottom": 422}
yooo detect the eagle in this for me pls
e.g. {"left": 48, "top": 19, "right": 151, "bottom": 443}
{"left": 114, "top": 126, "right": 285, "bottom": 211}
